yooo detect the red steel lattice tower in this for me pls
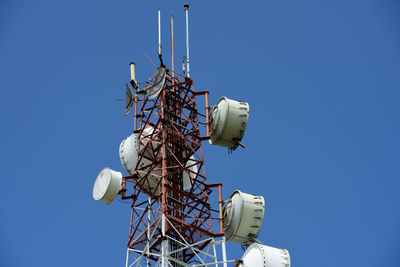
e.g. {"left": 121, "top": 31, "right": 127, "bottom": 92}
{"left": 121, "top": 68, "right": 227, "bottom": 266}
{"left": 93, "top": 5, "right": 290, "bottom": 267}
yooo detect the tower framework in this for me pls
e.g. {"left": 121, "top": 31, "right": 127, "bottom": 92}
{"left": 122, "top": 69, "right": 232, "bottom": 266}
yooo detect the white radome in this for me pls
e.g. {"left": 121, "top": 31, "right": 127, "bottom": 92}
{"left": 239, "top": 243, "right": 290, "bottom": 267}
{"left": 119, "top": 126, "right": 195, "bottom": 195}
{"left": 119, "top": 126, "right": 160, "bottom": 176}
{"left": 209, "top": 96, "right": 249, "bottom": 150}
{"left": 119, "top": 133, "right": 139, "bottom": 176}
{"left": 92, "top": 167, "right": 123, "bottom": 205}
{"left": 223, "top": 190, "right": 265, "bottom": 245}
{"left": 119, "top": 129, "right": 161, "bottom": 195}
{"left": 182, "top": 156, "right": 197, "bottom": 191}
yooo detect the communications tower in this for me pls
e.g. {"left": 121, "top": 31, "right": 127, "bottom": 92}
{"left": 92, "top": 4, "right": 291, "bottom": 267}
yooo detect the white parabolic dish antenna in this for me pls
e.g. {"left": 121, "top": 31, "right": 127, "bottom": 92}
{"left": 119, "top": 129, "right": 162, "bottom": 195}
{"left": 209, "top": 97, "right": 249, "bottom": 150}
{"left": 223, "top": 190, "right": 265, "bottom": 245}
{"left": 93, "top": 168, "right": 123, "bottom": 205}
{"left": 119, "top": 128, "right": 194, "bottom": 195}
{"left": 239, "top": 243, "right": 290, "bottom": 267}
{"left": 119, "top": 132, "right": 139, "bottom": 175}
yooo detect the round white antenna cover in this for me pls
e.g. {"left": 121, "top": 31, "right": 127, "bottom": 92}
{"left": 93, "top": 168, "right": 123, "bottom": 205}
{"left": 120, "top": 133, "right": 139, "bottom": 175}
{"left": 209, "top": 97, "right": 249, "bottom": 150}
{"left": 119, "top": 126, "right": 160, "bottom": 177}
{"left": 239, "top": 243, "right": 290, "bottom": 267}
{"left": 120, "top": 126, "right": 162, "bottom": 196}
{"left": 183, "top": 155, "right": 197, "bottom": 191}
{"left": 119, "top": 126, "right": 195, "bottom": 196}
{"left": 223, "top": 190, "right": 265, "bottom": 245}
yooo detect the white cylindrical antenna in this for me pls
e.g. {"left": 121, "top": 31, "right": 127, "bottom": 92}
{"left": 129, "top": 62, "right": 139, "bottom": 90}
{"left": 170, "top": 13, "right": 175, "bottom": 77}
{"left": 158, "top": 10, "right": 162, "bottom": 57}
{"left": 129, "top": 62, "right": 136, "bottom": 81}
{"left": 184, "top": 4, "right": 190, "bottom": 78}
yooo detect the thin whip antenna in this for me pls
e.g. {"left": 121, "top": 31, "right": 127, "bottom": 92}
{"left": 158, "top": 10, "right": 164, "bottom": 66}
{"left": 170, "top": 13, "right": 175, "bottom": 77}
{"left": 184, "top": 4, "right": 190, "bottom": 78}
{"left": 158, "top": 10, "right": 161, "bottom": 56}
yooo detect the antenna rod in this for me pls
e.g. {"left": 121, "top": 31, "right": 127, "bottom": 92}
{"left": 170, "top": 13, "right": 175, "bottom": 77}
{"left": 184, "top": 4, "right": 190, "bottom": 78}
{"left": 158, "top": 10, "right": 161, "bottom": 56}
{"left": 129, "top": 62, "right": 136, "bottom": 81}
{"left": 129, "top": 62, "right": 138, "bottom": 89}
{"left": 158, "top": 10, "right": 164, "bottom": 66}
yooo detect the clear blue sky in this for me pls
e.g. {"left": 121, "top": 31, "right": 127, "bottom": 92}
{"left": 1, "top": 1, "right": 399, "bottom": 266}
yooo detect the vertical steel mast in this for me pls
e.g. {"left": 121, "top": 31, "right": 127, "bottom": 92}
{"left": 122, "top": 8, "right": 231, "bottom": 266}
{"left": 184, "top": 4, "right": 190, "bottom": 78}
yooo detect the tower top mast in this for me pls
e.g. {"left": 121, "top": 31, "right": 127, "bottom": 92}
{"left": 184, "top": 4, "right": 190, "bottom": 77}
